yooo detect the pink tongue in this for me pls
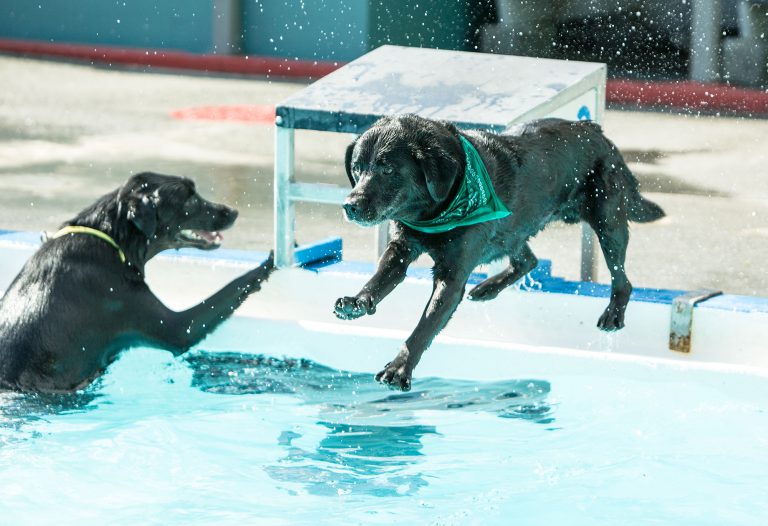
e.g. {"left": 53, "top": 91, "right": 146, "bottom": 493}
{"left": 196, "top": 230, "right": 222, "bottom": 243}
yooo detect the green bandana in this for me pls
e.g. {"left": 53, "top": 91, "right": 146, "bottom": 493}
{"left": 401, "top": 135, "right": 511, "bottom": 233}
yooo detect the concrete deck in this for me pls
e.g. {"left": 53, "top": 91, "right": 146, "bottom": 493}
{"left": 0, "top": 55, "right": 766, "bottom": 296}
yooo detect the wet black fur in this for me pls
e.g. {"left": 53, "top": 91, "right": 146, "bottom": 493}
{"left": 335, "top": 115, "right": 664, "bottom": 391}
{"left": 0, "top": 172, "right": 275, "bottom": 392}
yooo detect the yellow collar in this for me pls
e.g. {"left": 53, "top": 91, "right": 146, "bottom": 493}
{"left": 50, "top": 226, "right": 126, "bottom": 264}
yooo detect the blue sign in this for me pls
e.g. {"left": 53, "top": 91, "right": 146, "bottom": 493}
{"left": 577, "top": 105, "right": 591, "bottom": 120}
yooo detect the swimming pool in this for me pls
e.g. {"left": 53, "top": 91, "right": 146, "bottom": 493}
{"left": 1, "top": 233, "right": 767, "bottom": 524}
{"left": 1, "top": 319, "right": 767, "bottom": 525}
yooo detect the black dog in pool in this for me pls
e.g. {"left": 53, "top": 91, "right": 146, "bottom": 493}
{"left": 335, "top": 115, "right": 664, "bottom": 390}
{"left": 0, "top": 172, "right": 275, "bottom": 393}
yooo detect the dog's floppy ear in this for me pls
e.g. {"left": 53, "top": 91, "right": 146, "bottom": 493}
{"left": 126, "top": 194, "right": 158, "bottom": 239}
{"left": 416, "top": 145, "right": 462, "bottom": 203}
{"left": 344, "top": 138, "right": 358, "bottom": 187}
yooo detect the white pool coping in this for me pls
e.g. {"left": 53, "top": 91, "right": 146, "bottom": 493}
{"left": 1, "top": 230, "right": 767, "bottom": 375}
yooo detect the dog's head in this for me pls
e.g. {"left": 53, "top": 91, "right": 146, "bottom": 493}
{"left": 115, "top": 172, "right": 238, "bottom": 255}
{"left": 342, "top": 115, "right": 463, "bottom": 226}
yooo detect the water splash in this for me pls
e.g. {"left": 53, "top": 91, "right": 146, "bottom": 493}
{"left": 0, "top": 389, "right": 102, "bottom": 447}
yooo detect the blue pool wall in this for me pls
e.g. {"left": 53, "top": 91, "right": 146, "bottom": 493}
{"left": 0, "top": 230, "right": 764, "bottom": 315}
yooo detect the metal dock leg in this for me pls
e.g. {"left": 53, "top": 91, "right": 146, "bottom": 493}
{"left": 374, "top": 222, "right": 389, "bottom": 261}
{"left": 274, "top": 125, "right": 295, "bottom": 268}
{"left": 580, "top": 77, "right": 606, "bottom": 282}
{"left": 580, "top": 222, "right": 598, "bottom": 282}
{"left": 690, "top": 0, "right": 722, "bottom": 82}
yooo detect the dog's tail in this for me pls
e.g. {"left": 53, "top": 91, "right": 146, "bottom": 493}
{"left": 616, "top": 163, "right": 665, "bottom": 223}
{"left": 629, "top": 194, "right": 666, "bottom": 223}
{"left": 582, "top": 120, "right": 665, "bottom": 224}
{"left": 627, "top": 192, "right": 665, "bottom": 223}
{"left": 600, "top": 138, "right": 665, "bottom": 223}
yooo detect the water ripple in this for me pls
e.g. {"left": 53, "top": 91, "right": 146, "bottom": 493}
{"left": 186, "top": 350, "right": 554, "bottom": 498}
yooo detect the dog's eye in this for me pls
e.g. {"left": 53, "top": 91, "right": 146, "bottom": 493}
{"left": 382, "top": 165, "right": 394, "bottom": 175}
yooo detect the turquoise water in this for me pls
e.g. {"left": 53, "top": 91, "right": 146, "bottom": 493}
{"left": 1, "top": 342, "right": 768, "bottom": 525}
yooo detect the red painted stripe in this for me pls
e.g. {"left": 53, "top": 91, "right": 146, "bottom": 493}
{"left": 0, "top": 38, "right": 341, "bottom": 79}
{"left": 170, "top": 105, "right": 276, "bottom": 123}
{"left": 607, "top": 79, "right": 768, "bottom": 116}
{"left": 2, "top": 38, "right": 766, "bottom": 116}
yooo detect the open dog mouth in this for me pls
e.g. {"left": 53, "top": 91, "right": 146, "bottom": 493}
{"left": 178, "top": 229, "right": 224, "bottom": 249}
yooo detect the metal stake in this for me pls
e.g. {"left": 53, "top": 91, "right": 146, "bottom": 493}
{"left": 274, "top": 124, "right": 295, "bottom": 267}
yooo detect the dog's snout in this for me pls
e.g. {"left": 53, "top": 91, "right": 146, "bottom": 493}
{"left": 342, "top": 193, "right": 382, "bottom": 225}
{"left": 202, "top": 202, "right": 238, "bottom": 230}
{"left": 342, "top": 200, "right": 360, "bottom": 221}
{"left": 221, "top": 206, "right": 238, "bottom": 223}
{"left": 214, "top": 206, "right": 238, "bottom": 229}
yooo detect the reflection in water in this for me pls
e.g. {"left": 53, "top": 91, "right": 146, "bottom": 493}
{"left": 186, "top": 352, "right": 365, "bottom": 397}
{"left": 267, "top": 422, "right": 435, "bottom": 497}
{"left": 0, "top": 389, "right": 101, "bottom": 447}
{"left": 187, "top": 351, "right": 554, "bottom": 497}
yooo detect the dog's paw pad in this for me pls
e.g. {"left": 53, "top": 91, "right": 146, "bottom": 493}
{"left": 333, "top": 296, "right": 370, "bottom": 320}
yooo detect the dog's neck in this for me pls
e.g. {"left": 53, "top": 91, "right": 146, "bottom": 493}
{"left": 63, "top": 190, "right": 150, "bottom": 280}
{"left": 402, "top": 134, "right": 510, "bottom": 233}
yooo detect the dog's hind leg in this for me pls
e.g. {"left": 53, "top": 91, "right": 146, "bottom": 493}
{"left": 590, "top": 206, "right": 632, "bottom": 331}
{"left": 467, "top": 243, "right": 538, "bottom": 302}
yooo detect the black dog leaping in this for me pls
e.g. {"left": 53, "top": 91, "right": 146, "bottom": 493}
{"left": 335, "top": 115, "right": 664, "bottom": 391}
{"left": 0, "top": 172, "right": 275, "bottom": 393}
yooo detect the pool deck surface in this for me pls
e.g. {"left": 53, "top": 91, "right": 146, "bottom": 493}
{"left": 0, "top": 54, "right": 766, "bottom": 296}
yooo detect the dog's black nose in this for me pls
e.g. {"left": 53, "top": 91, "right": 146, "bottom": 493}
{"left": 217, "top": 206, "right": 238, "bottom": 223}
{"left": 342, "top": 201, "right": 360, "bottom": 221}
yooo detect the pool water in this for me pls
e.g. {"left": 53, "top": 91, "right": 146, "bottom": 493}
{"left": 1, "top": 338, "right": 768, "bottom": 525}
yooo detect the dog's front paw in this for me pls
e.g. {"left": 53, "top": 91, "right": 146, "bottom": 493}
{"left": 375, "top": 354, "right": 413, "bottom": 391}
{"left": 261, "top": 250, "right": 276, "bottom": 273}
{"left": 242, "top": 251, "right": 276, "bottom": 291}
{"left": 334, "top": 294, "right": 374, "bottom": 320}
{"left": 255, "top": 250, "right": 276, "bottom": 279}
